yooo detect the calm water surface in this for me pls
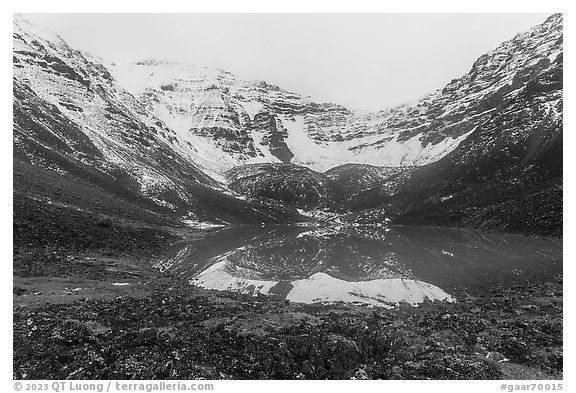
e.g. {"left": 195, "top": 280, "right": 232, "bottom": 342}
{"left": 153, "top": 225, "right": 562, "bottom": 308}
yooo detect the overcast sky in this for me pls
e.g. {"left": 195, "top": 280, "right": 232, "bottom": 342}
{"left": 23, "top": 13, "right": 550, "bottom": 111}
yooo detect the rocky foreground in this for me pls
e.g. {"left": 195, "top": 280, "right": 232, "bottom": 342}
{"left": 13, "top": 245, "right": 562, "bottom": 380}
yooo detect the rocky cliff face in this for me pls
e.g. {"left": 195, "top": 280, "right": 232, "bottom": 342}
{"left": 218, "top": 15, "right": 563, "bottom": 234}
{"left": 13, "top": 14, "right": 563, "bottom": 235}
{"left": 13, "top": 17, "right": 302, "bottom": 226}
{"left": 109, "top": 14, "right": 562, "bottom": 174}
{"left": 392, "top": 52, "right": 563, "bottom": 235}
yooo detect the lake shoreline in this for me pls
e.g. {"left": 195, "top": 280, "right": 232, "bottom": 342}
{"left": 13, "top": 246, "right": 563, "bottom": 380}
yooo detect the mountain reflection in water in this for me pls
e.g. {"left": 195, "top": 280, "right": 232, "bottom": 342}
{"left": 153, "top": 225, "right": 562, "bottom": 308}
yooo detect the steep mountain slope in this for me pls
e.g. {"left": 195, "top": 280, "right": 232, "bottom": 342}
{"left": 110, "top": 14, "right": 562, "bottom": 174}
{"left": 220, "top": 14, "right": 563, "bottom": 234}
{"left": 110, "top": 60, "right": 469, "bottom": 174}
{"left": 13, "top": 14, "right": 563, "bottom": 237}
{"left": 391, "top": 53, "right": 563, "bottom": 236}
{"left": 13, "top": 16, "right": 301, "bottom": 230}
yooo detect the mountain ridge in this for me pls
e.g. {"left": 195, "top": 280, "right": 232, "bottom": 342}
{"left": 13, "top": 16, "right": 305, "bottom": 228}
{"left": 391, "top": 52, "right": 563, "bottom": 236}
{"left": 12, "top": 13, "right": 563, "bottom": 235}
{"left": 107, "top": 13, "right": 562, "bottom": 175}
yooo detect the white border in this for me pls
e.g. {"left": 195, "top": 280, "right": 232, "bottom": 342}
{"left": 2, "top": 1, "right": 572, "bottom": 391}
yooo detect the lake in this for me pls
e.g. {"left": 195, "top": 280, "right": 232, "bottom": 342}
{"left": 153, "top": 225, "right": 562, "bottom": 308}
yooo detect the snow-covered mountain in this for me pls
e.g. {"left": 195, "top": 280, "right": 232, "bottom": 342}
{"left": 13, "top": 14, "right": 563, "bottom": 234}
{"left": 108, "top": 60, "right": 470, "bottom": 174}
{"left": 108, "top": 14, "right": 563, "bottom": 175}
{"left": 393, "top": 52, "right": 563, "bottom": 236}
{"left": 13, "top": 16, "right": 301, "bottom": 225}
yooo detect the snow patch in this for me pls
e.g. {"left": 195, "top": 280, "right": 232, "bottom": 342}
{"left": 182, "top": 220, "right": 226, "bottom": 229}
{"left": 286, "top": 272, "right": 454, "bottom": 308}
{"left": 190, "top": 261, "right": 277, "bottom": 296}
